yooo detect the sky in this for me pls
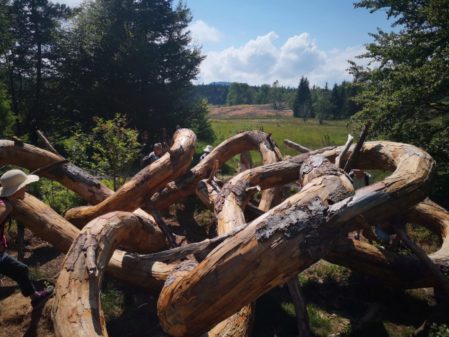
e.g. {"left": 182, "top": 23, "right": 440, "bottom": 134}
{"left": 55, "top": 0, "right": 394, "bottom": 87}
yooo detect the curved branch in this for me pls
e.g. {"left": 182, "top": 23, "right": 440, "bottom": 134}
{"left": 157, "top": 142, "right": 435, "bottom": 337}
{"left": 52, "top": 212, "right": 159, "bottom": 337}
{"left": 0, "top": 139, "right": 112, "bottom": 204}
{"left": 150, "top": 131, "right": 281, "bottom": 210}
{"left": 64, "top": 129, "right": 196, "bottom": 227}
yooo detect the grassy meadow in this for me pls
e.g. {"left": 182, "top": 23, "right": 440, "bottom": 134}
{"left": 201, "top": 117, "right": 351, "bottom": 173}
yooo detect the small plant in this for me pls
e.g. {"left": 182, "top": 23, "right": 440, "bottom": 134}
{"left": 101, "top": 283, "right": 124, "bottom": 321}
{"left": 430, "top": 323, "right": 449, "bottom": 337}
{"left": 308, "top": 304, "right": 333, "bottom": 337}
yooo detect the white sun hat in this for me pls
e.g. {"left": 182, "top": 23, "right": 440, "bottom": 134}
{"left": 203, "top": 145, "right": 213, "bottom": 153}
{"left": 0, "top": 169, "right": 39, "bottom": 197}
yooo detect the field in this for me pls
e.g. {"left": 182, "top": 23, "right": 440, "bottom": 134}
{"left": 206, "top": 116, "right": 350, "bottom": 172}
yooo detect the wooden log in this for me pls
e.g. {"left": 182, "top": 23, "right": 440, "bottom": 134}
{"left": 0, "top": 139, "right": 158, "bottom": 229}
{"left": 0, "top": 139, "right": 112, "bottom": 204}
{"left": 202, "top": 143, "right": 448, "bottom": 290}
{"left": 287, "top": 278, "right": 310, "bottom": 337}
{"left": 393, "top": 218, "right": 449, "bottom": 294}
{"left": 157, "top": 142, "right": 434, "bottom": 337}
{"left": 343, "top": 122, "right": 370, "bottom": 172}
{"left": 150, "top": 131, "right": 281, "bottom": 210}
{"left": 64, "top": 129, "right": 196, "bottom": 227}
{"left": 335, "top": 134, "right": 353, "bottom": 169}
{"left": 327, "top": 199, "right": 449, "bottom": 289}
{"left": 52, "top": 211, "right": 164, "bottom": 337}
{"left": 284, "top": 139, "right": 312, "bottom": 153}
{"left": 10, "top": 194, "right": 172, "bottom": 288}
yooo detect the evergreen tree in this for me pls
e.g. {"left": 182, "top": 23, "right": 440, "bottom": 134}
{"left": 0, "top": 0, "right": 70, "bottom": 141}
{"left": 351, "top": 0, "right": 449, "bottom": 204}
{"left": 226, "top": 83, "right": 254, "bottom": 105}
{"left": 58, "top": 0, "right": 203, "bottom": 140}
{"left": 293, "top": 77, "right": 313, "bottom": 120}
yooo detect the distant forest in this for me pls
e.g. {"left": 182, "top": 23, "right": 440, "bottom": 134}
{"left": 192, "top": 79, "right": 359, "bottom": 121}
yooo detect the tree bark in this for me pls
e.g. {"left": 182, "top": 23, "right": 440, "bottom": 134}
{"left": 10, "top": 194, "right": 172, "bottom": 288}
{"left": 64, "top": 129, "right": 196, "bottom": 227}
{"left": 157, "top": 142, "right": 434, "bottom": 337}
{"left": 150, "top": 131, "right": 281, "bottom": 210}
{"left": 52, "top": 211, "right": 165, "bottom": 337}
{"left": 0, "top": 139, "right": 112, "bottom": 204}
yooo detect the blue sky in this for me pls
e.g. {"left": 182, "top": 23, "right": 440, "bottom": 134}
{"left": 56, "top": 0, "right": 394, "bottom": 87}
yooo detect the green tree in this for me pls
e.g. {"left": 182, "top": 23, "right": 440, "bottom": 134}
{"left": 226, "top": 83, "right": 254, "bottom": 105}
{"left": 351, "top": 0, "right": 449, "bottom": 204}
{"left": 64, "top": 114, "right": 141, "bottom": 191}
{"left": 59, "top": 0, "right": 202, "bottom": 140}
{"left": 188, "top": 99, "right": 215, "bottom": 142}
{"left": 312, "top": 86, "right": 333, "bottom": 124}
{"left": 0, "top": 83, "right": 15, "bottom": 136}
{"left": 293, "top": 77, "right": 313, "bottom": 120}
{"left": 0, "top": 0, "right": 70, "bottom": 141}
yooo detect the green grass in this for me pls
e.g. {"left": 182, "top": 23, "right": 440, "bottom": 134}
{"left": 204, "top": 118, "right": 350, "bottom": 172}
{"left": 211, "top": 118, "right": 349, "bottom": 155}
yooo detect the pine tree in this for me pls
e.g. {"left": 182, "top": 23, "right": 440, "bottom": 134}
{"left": 293, "top": 77, "right": 313, "bottom": 121}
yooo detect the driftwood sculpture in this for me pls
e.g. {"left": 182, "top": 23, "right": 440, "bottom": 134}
{"left": 1, "top": 128, "right": 448, "bottom": 337}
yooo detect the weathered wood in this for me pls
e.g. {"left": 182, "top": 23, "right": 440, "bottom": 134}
{"left": 157, "top": 142, "right": 434, "bottom": 337}
{"left": 284, "top": 139, "right": 311, "bottom": 153}
{"left": 393, "top": 218, "right": 449, "bottom": 294}
{"left": 64, "top": 129, "right": 196, "bottom": 227}
{"left": 0, "top": 139, "right": 112, "bottom": 204}
{"left": 327, "top": 198, "right": 449, "bottom": 288}
{"left": 37, "top": 129, "right": 60, "bottom": 155}
{"left": 343, "top": 122, "right": 370, "bottom": 172}
{"left": 287, "top": 278, "right": 310, "bottom": 337}
{"left": 335, "top": 134, "right": 353, "bottom": 169}
{"left": 150, "top": 131, "right": 281, "bottom": 210}
{"left": 53, "top": 211, "right": 164, "bottom": 337}
{"left": 10, "top": 194, "right": 172, "bottom": 288}
{"left": 158, "top": 155, "right": 355, "bottom": 337}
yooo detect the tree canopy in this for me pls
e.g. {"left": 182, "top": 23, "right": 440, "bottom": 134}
{"left": 351, "top": 0, "right": 449, "bottom": 203}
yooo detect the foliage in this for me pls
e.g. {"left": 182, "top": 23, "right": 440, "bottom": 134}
{"left": 351, "top": 0, "right": 449, "bottom": 205}
{"left": 312, "top": 85, "right": 333, "bottom": 124}
{"left": 57, "top": 0, "right": 203, "bottom": 141}
{"left": 293, "top": 77, "right": 314, "bottom": 120}
{"left": 187, "top": 99, "right": 215, "bottom": 142}
{"left": 29, "top": 178, "right": 83, "bottom": 214}
{"left": 192, "top": 83, "right": 229, "bottom": 105}
{"left": 226, "top": 82, "right": 255, "bottom": 105}
{"left": 63, "top": 114, "right": 141, "bottom": 191}
{"left": 0, "top": 0, "right": 71, "bottom": 141}
{"left": 0, "top": 83, "right": 15, "bottom": 137}
{"left": 430, "top": 323, "right": 449, "bottom": 337}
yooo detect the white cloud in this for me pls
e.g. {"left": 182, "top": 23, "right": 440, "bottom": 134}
{"left": 196, "top": 32, "right": 365, "bottom": 87}
{"left": 189, "top": 20, "right": 223, "bottom": 44}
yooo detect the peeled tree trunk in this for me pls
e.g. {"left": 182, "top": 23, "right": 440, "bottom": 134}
{"left": 327, "top": 198, "right": 449, "bottom": 289}
{"left": 64, "top": 129, "right": 197, "bottom": 227}
{"left": 151, "top": 131, "right": 281, "bottom": 210}
{"left": 157, "top": 142, "right": 435, "bottom": 337}
{"left": 10, "top": 194, "right": 173, "bottom": 288}
{"left": 52, "top": 211, "right": 161, "bottom": 337}
{"left": 0, "top": 139, "right": 111, "bottom": 204}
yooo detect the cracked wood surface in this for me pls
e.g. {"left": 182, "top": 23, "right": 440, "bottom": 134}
{"left": 157, "top": 142, "right": 434, "bottom": 337}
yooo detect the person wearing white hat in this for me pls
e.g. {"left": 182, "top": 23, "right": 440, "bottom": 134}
{"left": 199, "top": 145, "right": 213, "bottom": 161}
{"left": 0, "top": 169, "right": 53, "bottom": 308}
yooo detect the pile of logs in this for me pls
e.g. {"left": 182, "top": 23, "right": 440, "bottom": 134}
{"left": 1, "top": 127, "right": 448, "bottom": 337}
